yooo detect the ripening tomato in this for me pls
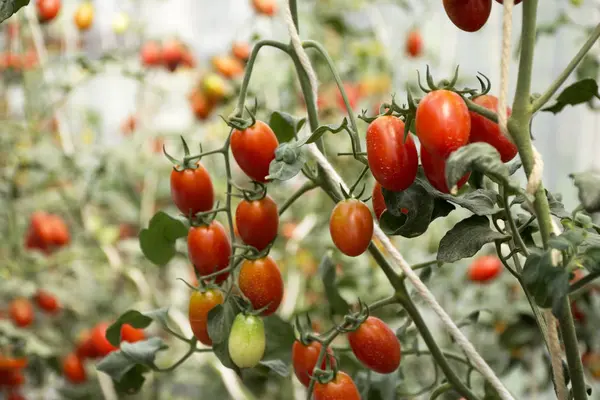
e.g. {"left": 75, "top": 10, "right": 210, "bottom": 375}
{"left": 9, "top": 299, "right": 34, "bottom": 328}
{"left": 74, "top": 2, "right": 94, "bottom": 31}
{"left": 329, "top": 199, "right": 373, "bottom": 257}
{"left": 37, "top": 0, "right": 61, "bottom": 23}
{"left": 238, "top": 256, "right": 284, "bottom": 316}
{"left": 140, "top": 41, "right": 162, "bottom": 67}
{"left": 121, "top": 114, "right": 137, "bottom": 136}
{"left": 90, "top": 322, "right": 118, "bottom": 357}
{"left": 235, "top": 195, "right": 279, "bottom": 251}
{"left": 75, "top": 330, "right": 98, "bottom": 359}
{"left": 416, "top": 90, "right": 471, "bottom": 159}
{"left": 26, "top": 212, "right": 70, "bottom": 253}
{"left": 443, "top": 0, "right": 492, "bottom": 32}
{"left": 162, "top": 39, "right": 184, "bottom": 72}
{"left": 292, "top": 340, "right": 336, "bottom": 387}
{"left": 469, "top": 95, "right": 518, "bottom": 162}
{"left": 212, "top": 55, "right": 244, "bottom": 79}
{"left": 187, "top": 221, "right": 232, "bottom": 283}
{"left": 231, "top": 120, "right": 279, "bottom": 183}
{"left": 0, "top": 370, "right": 25, "bottom": 387}
{"left": 421, "top": 145, "right": 470, "bottom": 194}
{"left": 468, "top": 255, "right": 502, "bottom": 282}
{"left": 252, "top": 0, "right": 277, "bottom": 16}
{"left": 314, "top": 371, "right": 361, "bottom": 400}
{"left": 120, "top": 324, "right": 145, "bottom": 343}
{"left": 189, "top": 289, "right": 224, "bottom": 345}
{"left": 366, "top": 116, "right": 419, "bottom": 191}
{"left": 0, "top": 356, "right": 27, "bottom": 371}
{"left": 188, "top": 90, "right": 215, "bottom": 121}
{"left": 34, "top": 289, "right": 60, "bottom": 314}
{"left": 405, "top": 29, "right": 423, "bottom": 57}
{"left": 181, "top": 49, "right": 196, "bottom": 68}
{"left": 170, "top": 162, "right": 215, "bottom": 216}
{"left": 232, "top": 42, "right": 251, "bottom": 62}
{"left": 202, "top": 73, "right": 230, "bottom": 102}
{"left": 348, "top": 316, "right": 401, "bottom": 374}
{"left": 62, "top": 353, "right": 86, "bottom": 384}
{"left": 228, "top": 314, "right": 266, "bottom": 368}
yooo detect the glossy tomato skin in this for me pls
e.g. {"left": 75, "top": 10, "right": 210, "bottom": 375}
{"left": 37, "top": 0, "right": 61, "bottom": 22}
{"left": 140, "top": 41, "right": 162, "bottom": 67}
{"left": 292, "top": 340, "right": 336, "bottom": 387}
{"left": 238, "top": 256, "right": 284, "bottom": 316}
{"left": 90, "top": 322, "right": 118, "bottom": 357}
{"left": 9, "top": 299, "right": 34, "bottom": 328}
{"left": 189, "top": 289, "right": 224, "bottom": 345}
{"left": 314, "top": 371, "right": 361, "bottom": 400}
{"left": 348, "top": 316, "right": 401, "bottom": 374}
{"left": 120, "top": 324, "right": 145, "bottom": 343}
{"left": 421, "top": 145, "right": 470, "bottom": 194}
{"left": 329, "top": 199, "right": 373, "bottom": 257}
{"left": 235, "top": 195, "right": 279, "bottom": 251}
{"left": 366, "top": 116, "right": 419, "bottom": 192}
{"left": 372, "top": 182, "right": 387, "bottom": 220}
{"left": 406, "top": 30, "right": 423, "bottom": 57}
{"left": 468, "top": 255, "right": 502, "bottom": 282}
{"left": 187, "top": 221, "right": 232, "bottom": 284}
{"left": 74, "top": 2, "right": 94, "bottom": 31}
{"left": 62, "top": 353, "right": 86, "bottom": 384}
{"left": 252, "top": 0, "right": 277, "bottom": 16}
{"left": 228, "top": 314, "right": 266, "bottom": 368}
{"left": 443, "top": 0, "right": 492, "bottom": 32}
{"left": 34, "top": 289, "right": 60, "bottom": 314}
{"left": 416, "top": 90, "right": 471, "bottom": 159}
{"left": 469, "top": 95, "right": 518, "bottom": 162}
{"left": 231, "top": 120, "right": 279, "bottom": 183}
{"left": 170, "top": 163, "right": 215, "bottom": 216}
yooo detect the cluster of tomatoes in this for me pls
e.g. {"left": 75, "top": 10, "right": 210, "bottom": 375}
{"left": 4, "top": 290, "right": 59, "bottom": 328}
{"left": 140, "top": 39, "right": 196, "bottom": 72}
{"left": 36, "top": 0, "right": 95, "bottom": 31}
{"left": 0, "top": 50, "right": 38, "bottom": 73}
{"left": 443, "top": 0, "right": 522, "bottom": 33}
{"left": 0, "top": 354, "right": 27, "bottom": 400}
{"left": 24, "top": 212, "right": 70, "bottom": 255}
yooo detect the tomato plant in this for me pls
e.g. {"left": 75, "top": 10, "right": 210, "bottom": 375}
{"left": 238, "top": 256, "right": 284, "bottom": 316}
{"left": 329, "top": 199, "right": 373, "bottom": 257}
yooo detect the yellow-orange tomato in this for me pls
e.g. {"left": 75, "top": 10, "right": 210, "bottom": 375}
{"left": 74, "top": 2, "right": 94, "bottom": 31}
{"left": 252, "top": 0, "right": 277, "bottom": 16}
{"left": 189, "top": 289, "right": 224, "bottom": 345}
{"left": 212, "top": 55, "right": 244, "bottom": 79}
{"left": 329, "top": 199, "right": 373, "bottom": 257}
{"left": 231, "top": 42, "right": 251, "bottom": 62}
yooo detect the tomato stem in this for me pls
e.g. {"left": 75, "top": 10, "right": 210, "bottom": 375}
{"left": 278, "top": 181, "right": 318, "bottom": 216}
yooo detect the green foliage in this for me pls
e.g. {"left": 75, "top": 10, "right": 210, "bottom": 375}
{"left": 318, "top": 252, "right": 350, "bottom": 316}
{"left": 269, "top": 111, "right": 306, "bottom": 143}
{"left": 260, "top": 315, "right": 296, "bottom": 376}
{"left": 301, "top": 118, "right": 350, "bottom": 145}
{"left": 542, "top": 79, "right": 600, "bottom": 114}
{"left": 0, "top": 0, "right": 29, "bottom": 24}
{"left": 105, "top": 310, "right": 158, "bottom": 347}
{"left": 139, "top": 212, "right": 188, "bottom": 266}
{"left": 266, "top": 141, "right": 307, "bottom": 181}
{"left": 207, "top": 298, "right": 241, "bottom": 371}
{"left": 570, "top": 171, "right": 600, "bottom": 213}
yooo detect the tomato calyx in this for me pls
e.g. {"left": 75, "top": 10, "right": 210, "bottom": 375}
{"left": 310, "top": 359, "right": 339, "bottom": 386}
{"left": 237, "top": 181, "right": 268, "bottom": 202}
{"left": 336, "top": 298, "right": 370, "bottom": 334}
{"left": 224, "top": 103, "right": 257, "bottom": 131}
{"left": 163, "top": 136, "right": 215, "bottom": 171}
{"left": 416, "top": 65, "right": 491, "bottom": 98}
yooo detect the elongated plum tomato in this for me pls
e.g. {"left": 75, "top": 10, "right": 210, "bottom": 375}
{"left": 90, "top": 322, "right": 118, "bottom": 356}
{"left": 62, "top": 353, "right": 86, "bottom": 384}
{"left": 405, "top": 29, "right": 423, "bottom": 58}
{"left": 235, "top": 195, "right": 279, "bottom": 251}
{"left": 9, "top": 299, "right": 34, "bottom": 328}
{"left": 348, "top": 316, "right": 401, "bottom": 374}
{"left": 162, "top": 39, "right": 184, "bottom": 72}
{"left": 469, "top": 95, "right": 517, "bottom": 162}
{"left": 189, "top": 289, "right": 224, "bottom": 345}
{"left": 120, "top": 324, "right": 145, "bottom": 343}
{"left": 34, "top": 289, "right": 60, "bottom": 314}
{"left": 416, "top": 90, "right": 471, "bottom": 159}
{"left": 252, "top": 0, "right": 277, "bottom": 16}
{"left": 212, "top": 55, "right": 244, "bottom": 79}
{"left": 329, "top": 199, "right": 373, "bottom": 257}
{"left": 74, "top": 2, "right": 94, "bottom": 31}
{"left": 366, "top": 116, "right": 418, "bottom": 191}
{"left": 231, "top": 42, "right": 251, "bottom": 62}
{"left": 468, "top": 255, "right": 502, "bottom": 282}
{"left": 238, "top": 256, "right": 283, "bottom": 316}
{"left": 231, "top": 120, "right": 279, "bottom": 183}
{"left": 292, "top": 340, "right": 336, "bottom": 387}
{"left": 37, "top": 0, "right": 61, "bottom": 22}
{"left": 314, "top": 371, "right": 361, "bottom": 400}
{"left": 140, "top": 41, "right": 162, "bottom": 67}
{"left": 170, "top": 162, "right": 215, "bottom": 216}
{"left": 189, "top": 91, "right": 215, "bottom": 121}
{"left": 443, "top": 0, "right": 492, "bottom": 33}
{"left": 421, "top": 145, "right": 470, "bottom": 194}
{"left": 228, "top": 314, "right": 266, "bottom": 368}
{"left": 187, "top": 221, "right": 232, "bottom": 283}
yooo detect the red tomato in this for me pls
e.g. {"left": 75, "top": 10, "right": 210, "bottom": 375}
{"left": 292, "top": 340, "right": 336, "bottom": 387}
{"left": 232, "top": 42, "right": 251, "bottom": 62}
{"left": 212, "top": 55, "right": 244, "bottom": 79}
{"left": 443, "top": 0, "right": 492, "bottom": 32}
{"left": 90, "top": 322, "right": 118, "bottom": 357}
{"left": 34, "top": 289, "right": 60, "bottom": 314}
{"left": 469, "top": 95, "right": 517, "bottom": 162}
{"left": 188, "top": 90, "right": 215, "bottom": 121}
{"left": 170, "top": 162, "right": 215, "bottom": 216}
{"left": 9, "top": 299, "right": 34, "bottom": 328}
{"left": 0, "top": 356, "right": 27, "bottom": 370}
{"left": 238, "top": 256, "right": 284, "bottom": 316}
{"left": 187, "top": 221, "right": 232, "bottom": 283}
{"left": 0, "top": 370, "right": 24, "bottom": 387}
{"left": 121, "top": 115, "right": 137, "bottom": 136}
{"left": 468, "top": 255, "right": 502, "bottom": 282}
{"left": 140, "top": 41, "right": 162, "bottom": 67}
{"left": 421, "top": 145, "right": 470, "bottom": 193}
{"left": 75, "top": 330, "right": 98, "bottom": 359}
{"left": 120, "top": 324, "right": 145, "bottom": 343}
{"left": 371, "top": 182, "right": 410, "bottom": 220}
{"left": 235, "top": 195, "right": 279, "bottom": 251}
{"left": 314, "top": 371, "right": 360, "bottom": 400}
{"left": 416, "top": 90, "right": 471, "bottom": 159}
{"left": 329, "top": 199, "right": 373, "bottom": 257}
{"left": 252, "top": 0, "right": 277, "bottom": 16}
{"left": 37, "top": 0, "right": 61, "bottom": 22}
{"left": 189, "top": 289, "right": 224, "bottom": 345}
{"left": 62, "top": 353, "right": 86, "bottom": 384}
{"left": 162, "top": 39, "right": 183, "bottom": 72}
{"left": 405, "top": 29, "right": 423, "bottom": 57}
{"left": 231, "top": 120, "right": 279, "bottom": 183}
{"left": 366, "top": 116, "right": 419, "bottom": 191}
{"left": 348, "top": 316, "right": 401, "bottom": 374}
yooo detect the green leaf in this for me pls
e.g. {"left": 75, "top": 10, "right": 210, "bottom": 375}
{"left": 96, "top": 351, "right": 139, "bottom": 382}
{"left": 120, "top": 338, "right": 168, "bottom": 367}
{"left": 439, "top": 189, "right": 500, "bottom": 216}
{"left": 106, "top": 310, "right": 155, "bottom": 347}
{"left": 207, "top": 297, "right": 241, "bottom": 371}
{"left": 139, "top": 212, "right": 188, "bottom": 266}
{"left": 318, "top": 253, "right": 350, "bottom": 316}
{"left": 0, "top": 0, "right": 29, "bottom": 24}
{"left": 303, "top": 118, "right": 349, "bottom": 145}
{"left": 260, "top": 315, "right": 295, "bottom": 376}
{"left": 446, "top": 143, "right": 523, "bottom": 195}
{"left": 269, "top": 111, "right": 306, "bottom": 143}
{"left": 112, "top": 364, "right": 149, "bottom": 395}
{"left": 437, "top": 215, "right": 509, "bottom": 263}
{"left": 542, "top": 79, "right": 599, "bottom": 114}
{"left": 577, "top": 246, "right": 600, "bottom": 273}
{"left": 576, "top": 54, "right": 599, "bottom": 81}
{"left": 570, "top": 171, "right": 600, "bottom": 214}
{"left": 266, "top": 141, "right": 307, "bottom": 182}
{"left": 259, "top": 359, "right": 288, "bottom": 376}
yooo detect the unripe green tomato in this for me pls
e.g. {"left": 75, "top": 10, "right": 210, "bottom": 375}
{"left": 228, "top": 314, "right": 265, "bottom": 368}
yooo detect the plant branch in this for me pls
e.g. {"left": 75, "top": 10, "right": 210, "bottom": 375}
{"left": 465, "top": 97, "right": 499, "bottom": 123}
{"left": 278, "top": 181, "right": 318, "bottom": 216}
{"left": 570, "top": 270, "right": 600, "bottom": 294}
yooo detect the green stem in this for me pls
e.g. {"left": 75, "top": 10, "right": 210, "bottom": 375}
{"left": 154, "top": 339, "right": 199, "bottom": 372}
{"left": 465, "top": 98, "right": 499, "bottom": 123}
{"left": 559, "top": 305, "right": 587, "bottom": 400}
{"left": 532, "top": 23, "right": 600, "bottom": 113}
{"left": 501, "top": 187, "right": 529, "bottom": 259}
{"left": 367, "top": 242, "right": 404, "bottom": 290}
{"left": 402, "top": 349, "right": 471, "bottom": 366}
{"left": 278, "top": 181, "right": 318, "bottom": 216}
{"left": 348, "top": 165, "right": 370, "bottom": 196}
{"left": 290, "top": 0, "right": 299, "bottom": 31}
{"left": 430, "top": 383, "right": 453, "bottom": 400}
{"left": 410, "top": 259, "right": 441, "bottom": 271}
